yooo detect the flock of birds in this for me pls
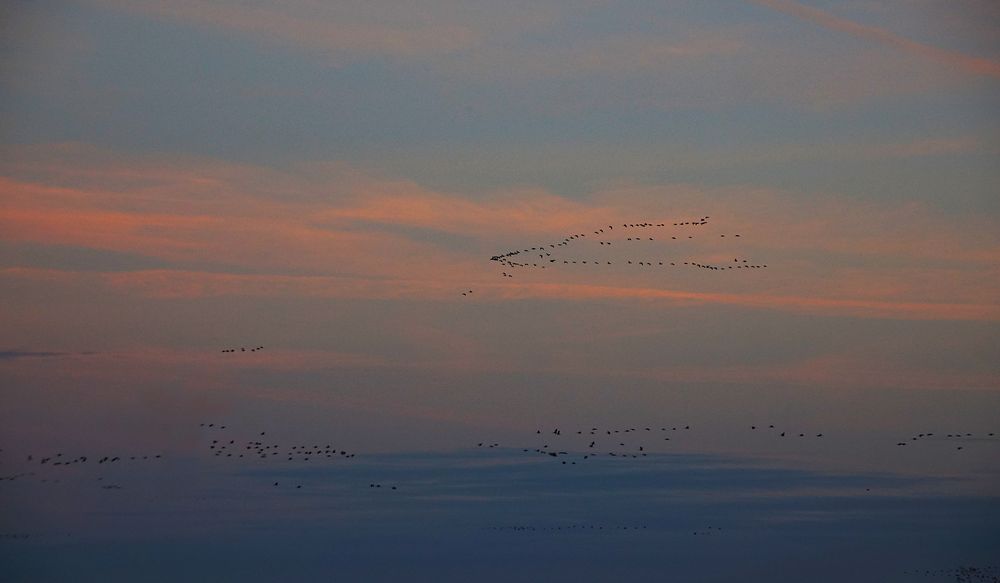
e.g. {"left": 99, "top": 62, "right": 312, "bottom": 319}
{"left": 201, "top": 424, "right": 396, "bottom": 492}
{"left": 202, "top": 424, "right": 358, "bottom": 462}
{"left": 471, "top": 422, "right": 998, "bottom": 472}
{"left": 1, "top": 448, "right": 165, "bottom": 485}
{"left": 201, "top": 423, "right": 380, "bottom": 491}
{"left": 220, "top": 346, "right": 264, "bottom": 353}
{"left": 460, "top": 216, "right": 768, "bottom": 295}
{"left": 477, "top": 424, "right": 808, "bottom": 467}
{"left": 0, "top": 423, "right": 373, "bottom": 492}
{"left": 895, "top": 431, "right": 996, "bottom": 451}
{"left": 904, "top": 565, "right": 1000, "bottom": 582}
{"left": 5, "top": 420, "right": 995, "bottom": 491}
{"left": 486, "top": 217, "right": 767, "bottom": 278}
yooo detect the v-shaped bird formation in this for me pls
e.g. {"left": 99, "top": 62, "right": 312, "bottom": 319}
{"left": 489, "top": 217, "right": 768, "bottom": 278}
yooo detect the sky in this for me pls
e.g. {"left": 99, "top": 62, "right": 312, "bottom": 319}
{"left": 1, "top": 1, "right": 999, "bottom": 581}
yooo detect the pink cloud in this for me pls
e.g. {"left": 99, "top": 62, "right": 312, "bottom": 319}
{"left": 1, "top": 144, "right": 997, "bottom": 323}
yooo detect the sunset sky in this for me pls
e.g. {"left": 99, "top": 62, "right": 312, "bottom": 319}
{"left": 2, "top": 1, "right": 999, "bottom": 580}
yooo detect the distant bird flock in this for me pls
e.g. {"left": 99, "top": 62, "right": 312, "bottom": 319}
{"left": 3, "top": 418, "right": 995, "bottom": 501}
{"left": 489, "top": 217, "right": 767, "bottom": 276}
{"left": 0, "top": 423, "right": 366, "bottom": 493}
{"left": 456, "top": 216, "right": 768, "bottom": 296}
{"left": 2, "top": 449, "right": 164, "bottom": 485}
{"left": 221, "top": 346, "right": 264, "bottom": 353}
{"left": 470, "top": 422, "right": 998, "bottom": 472}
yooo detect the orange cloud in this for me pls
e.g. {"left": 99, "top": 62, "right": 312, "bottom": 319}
{"left": 0, "top": 175, "right": 479, "bottom": 280}
{"left": 1, "top": 144, "right": 997, "bottom": 323}
{"left": 752, "top": 0, "right": 1000, "bottom": 79}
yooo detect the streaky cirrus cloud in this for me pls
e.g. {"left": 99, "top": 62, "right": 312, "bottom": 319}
{"left": 751, "top": 0, "right": 1000, "bottom": 79}
{"left": 79, "top": 0, "right": 982, "bottom": 111}
{"left": 87, "top": 0, "right": 559, "bottom": 62}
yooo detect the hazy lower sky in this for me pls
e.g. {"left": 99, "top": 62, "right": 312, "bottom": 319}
{"left": 1, "top": 1, "right": 998, "bottom": 581}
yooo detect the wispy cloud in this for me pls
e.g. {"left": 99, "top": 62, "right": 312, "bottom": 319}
{"left": 88, "top": 0, "right": 553, "bottom": 62}
{"left": 1, "top": 266, "right": 995, "bottom": 323}
{"left": 752, "top": 0, "right": 1000, "bottom": 79}
{"left": 0, "top": 349, "right": 69, "bottom": 360}
{"left": 76, "top": 0, "right": 992, "bottom": 112}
